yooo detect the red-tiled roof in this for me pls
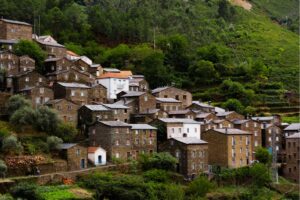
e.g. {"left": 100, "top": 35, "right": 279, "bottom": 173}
{"left": 88, "top": 147, "right": 99, "bottom": 153}
{"left": 99, "top": 71, "right": 132, "bottom": 79}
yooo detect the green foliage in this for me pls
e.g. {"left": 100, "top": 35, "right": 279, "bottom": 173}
{"left": 9, "top": 106, "right": 36, "bottom": 130}
{"left": 143, "top": 169, "right": 169, "bottom": 183}
{"left": 55, "top": 122, "right": 78, "bottom": 142}
{"left": 0, "top": 194, "right": 13, "bottom": 200}
{"left": 47, "top": 136, "right": 63, "bottom": 151}
{"left": 218, "top": 0, "right": 236, "bottom": 21}
{"left": 13, "top": 40, "right": 46, "bottom": 72}
{"left": 35, "top": 185, "right": 77, "bottom": 200}
{"left": 0, "top": 159, "right": 7, "bottom": 177}
{"left": 35, "top": 106, "right": 60, "bottom": 134}
{"left": 197, "top": 44, "right": 231, "bottom": 64}
{"left": 189, "top": 60, "right": 219, "bottom": 85}
{"left": 139, "top": 152, "right": 177, "bottom": 171}
{"left": 222, "top": 98, "right": 244, "bottom": 113}
{"left": 244, "top": 106, "right": 257, "bottom": 115}
{"left": 97, "top": 44, "right": 131, "bottom": 68}
{"left": 0, "top": 127, "right": 10, "bottom": 138}
{"left": 186, "top": 176, "right": 216, "bottom": 198}
{"left": 10, "top": 182, "right": 41, "bottom": 200}
{"left": 6, "top": 95, "right": 31, "bottom": 117}
{"left": 249, "top": 163, "right": 271, "bottom": 187}
{"left": 2, "top": 135, "right": 23, "bottom": 155}
{"left": 255, "top": 147, "right": 272, "bottom": 164}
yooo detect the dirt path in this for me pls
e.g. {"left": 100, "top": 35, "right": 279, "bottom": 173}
{"left": 230, "top": 0, "right": 252, "bottom": 11}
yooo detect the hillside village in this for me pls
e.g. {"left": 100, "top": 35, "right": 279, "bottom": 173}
{"left": 0, "top": 17, "right": 299, "bottom": 187}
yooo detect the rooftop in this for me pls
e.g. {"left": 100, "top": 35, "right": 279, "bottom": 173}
{"left": 173, "top": 137, "right": 207, "bottom": 145}
{"left": 88, "top": 146, "right": 106, "bottom": 153}
{"left": 99, "top": 71, "right": 132, "bottom": 79}
{"left": 196, "top": 113, "right": 212, "bottom": 119}
{"left": 84, "top": 105, "right": 110, "bottom": 111}
{"left": 121, "top": 91, "right": 145, "bottom": 97}
{"left": 1, "top": 18, "right": 31, "bottom": 26}
{"left": 168, "top": 110, "right": 191, "bottom": 115}
{"left": 103, "top": 68, "right": 120, "bottom": 73}
{"left": 213, "top": 128, "right": 250, "bottom": 135}
{"left": 130, "top": 124, "right": 157, "bottom": 130}
{"left": 99, "top": 121, "right": 131, "bottom": 127}
{"left": 102, "top": 104, "right": 128, "bottom": 109}
{"left": 191, "top": 101, "right": 214, "bottom": 108}
{"left": 152, "top": 86, "right": 170, "bottom": 94}
{"left": 57, "top": 82, "right": 90, "bottom": 89}
{"left": 251, "top": 116, "right": 274, "bottom": 121}
{"left": 284, "top": 123, "right": 300, "bottom": 131}
{"left": 286, "top": 132, "right": 300, "bottom": 139}
{"left": 156, "top": 97, "right": 181, "bottom": 103}
{"left": 216, "top": 111, "right": 234, "bottom": 117}
{"left": 159, "top": 118, "right": 201, "bottom": 124}
{"left": 57, "top": 143, "right": 78, "bottom": 149}
{"left": 232, "top": 119, "right": 250, "bottom": 125}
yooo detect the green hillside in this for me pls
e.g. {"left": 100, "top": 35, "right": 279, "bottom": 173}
{"left": 0, "top": 0, "right": 298, "bottom": 115}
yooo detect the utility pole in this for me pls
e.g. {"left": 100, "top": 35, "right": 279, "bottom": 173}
{"left": 271, "top": 125, "right": 278, "bottom": 183}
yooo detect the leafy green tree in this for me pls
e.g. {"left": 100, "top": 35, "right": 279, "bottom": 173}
{"left": 143, "top": 169, "right": 169, "bottom": 183}
{"left": 255, "top": 147, "right": 272, "bottom": 164}
{"left": 2, "top": 135, "right": 23, "bottom": 155}
{"left": 222, "top": 98, "right": 244, "bottom": 113}
{"left": 218, "top": 0, "right": 236, "bottom": 21}
{"left": 9, "top": 107, "right": 37, "bottom": 130}
{"left": 35, "top": 106, "right": 60, "bottom": 134}
{"left": 197, "top": 44, "right": 231, "bottom": 64}
{"left": 249, "top": 163, "right": 271, "bottom": 187}
{"left": 47, "top": 136, "right": 63, "bottom": 151}
{"left": 13, "top": 40, "right": 46, "bottom": 73}
{"left": 189, "top": 60, "right": 219, "bottom": 85}
{"left": 139, "top": 152, "right": 177, "bottom": 171}
{"left": 186, "top": 176, "right": 216, "bottom": 197}
{"left": 6, "top": 95, "right": 31, "bottom": 117}
{"left": 55, "top": 122, "right": 78, "bottom": 142}
{"left": 244, "top": 106, "right": 257, "bottom": 115}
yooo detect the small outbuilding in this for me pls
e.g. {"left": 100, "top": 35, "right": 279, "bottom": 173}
{"left": 88, "top": 147, "right": 107, "bottom": 166}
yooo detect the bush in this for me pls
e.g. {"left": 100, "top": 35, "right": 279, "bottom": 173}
{"left": 2, "top": 135, "right": 23, "bottom": 155}
{"left": 255, "top": 147, "right": 272, "bottom": 164}
{"left": 139, "top": 152, "right": 177, "bottom": 171}
{"left": 6, "top": 95, "right": 31, "bottom": 117}
{"left": 186, "top": 176, "right": 216, "bottom": 198}
{"left": 47, "top": 136, "right": 63, "bottom": 151}
{"left": 222, "top": 98, "right": 244, "bottom": 113}
{"left": 35, "top": 106, "right": 60, "bottom": 134}
{"left": 0, "top": 160, "right": 7, "bottom": 178}
{"left": 9, "top": 107, "right": 37, "bottom": 131}
{"left": 143, "top": 169, "right": 169, "bottom": 183}
{"left": 55, "top": 123, "right": 78, "bottom": 142}
{"left": 10, "top": 182, "right": 41, "bottom": 200}
{"left": 249, "top": 163, "right": 271, "bottom": 187}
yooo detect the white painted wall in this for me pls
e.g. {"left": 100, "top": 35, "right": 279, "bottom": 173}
{"left": 88, "top": 148, "right": 107, "bottom": 165}
{"left": 98, "top": 78, "right": 129, "bottom": 99}
{"left": 167, "top": 123, "right": 201, "bottom": 139}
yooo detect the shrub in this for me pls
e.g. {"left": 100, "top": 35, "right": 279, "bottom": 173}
{"left": 186, "top": 176, "right": 216, "bottom": 197}
{"left": 0, "top": 160, "right": 7, "bottom": 178}
{"left": 143, "top": 169, "right": 169, "bottom": 183}
{"left": 35, "top": 106, "right": 60, "bottom": 134}
{"left": 2, "top": 135, "right": 23, "bottom": 155}
{"left": 6, "top": 95, "right": 31, "bottom": 117}
{"left": 249, "top": 163, "right": 271, "bottom": 187}
{"left": 255, "top": 147, "right": 272, "bottom": 164}
{"left": 55, "top": 123, "right": 78, "bottom": 142}
{"left": 47, "top": 136, "right": 63, "bottom": 151}
{"left": 222, "top": 98, "right": 244, "bottom": 113}
{"left": 10, "top": 182, "right": 41, "bottom": 200}
{"left": 9, "top": 107, "right": 37, "bottom": 130}
{"left": 139, "top": 152, "right": 177, "bottom": 171}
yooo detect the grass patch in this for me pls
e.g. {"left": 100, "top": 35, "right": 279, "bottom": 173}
{"left": 282, "top": 115, "right": 300, "bottom": 123}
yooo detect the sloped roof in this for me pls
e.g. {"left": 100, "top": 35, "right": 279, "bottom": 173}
{"left": 84, "top": 105, "right": 110, "bottom": 111}
{"left": 66, "top": 50, "right": 79, "bottom": 57}
{"left": 173, "top": 137, "right": 207, "bottom": 144}
{"left": 99, "top": 121, "right": 131, "bottom": 127}
{"left": 284, "top": 123, "right": 300, "bottom": 131}
{"left": 88, "top": 146, "right": 106, "bottom": 153}
{"left": 159, "top": 118, "right": 201, "bottom": 124}
{"left": 216, "top": 111, "right": 234, "bottom": 117}
{"left": 102, "top": 104, "right": 128, "bottom": 109}
{"left": 191, "top": 101, "right": 214, "bottom": 108}
{"left": 213, "top": 128, "right": 250, "bottom": 135}
{"left": 152, "top": 86, "right": 170, "bottom": 94}
{"left": 99, "top": 71, "right": 132, "bottom": 79}
{"left": 168, "top": 110, "right": 191, "bottom": 115}
{"left": 130, "top": 124, "right": 157, "bottom": 130}
{"left": 286, "top": 132, "right": 300, "bottom": 139}
{"left": 121, "top": 91, "right": 145, "bottom": 97}
{"left": 196, "top": 113, "right": 212, "bottom": 118}
{"left": 156, "top": 98, "right": 181, "bottom": 103}
{"left": 103, "top": 68, "right": 120, "bottom": 73}
{"left": 58, "top": 143, "right": 78, "bottom": 149}
{"left": 232, "top": 119, "right": 250, "bottom": 125}
{"left": 57, "top": 82, "right": 90, "bottom": 89}
{"left": 251, "top": 116, "right": 274, "bottom": 121}
{"left": 1, "top": 18, "right": 31, "bottom": 26}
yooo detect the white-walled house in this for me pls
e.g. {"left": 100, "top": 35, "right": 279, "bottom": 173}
{"left": 97, "top": 71, "right": 132, "bottom": 100}
{"left": 158, "top": 118, "right": 202, "bottom": 139}
{"left": 88, "top": 147, "right": 107, "bottom": 165}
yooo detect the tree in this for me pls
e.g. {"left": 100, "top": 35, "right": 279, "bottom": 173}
{"left": 139, "top": 152, "right": 177, "bottom": 171}
{"left": 35, "top": 106, "right": 60, "bottom": 134}
{"left": 255, "top": 147, "right": 272, "bottom": 164}
{"left": 218, "top": 0, "right": 236, "bottom": 21}
{"left": 0, "top": 160, "right": 7, "bottom": 178}
{"left": 10, "top": 182, "right": 41, "bottom": 200}
{"left": 47, "top": 136, "right": 63, "bottom": 151}
{"left": 13, "top": 40, "right": 46, "bottom": 73}
{"left": 222, "top": 98, "right": 244, "bottom": 113}
{"left": 2, "top": 135, "right": 23, "bottom": 155}
{"left": 6, "top": 95, "right": 31, "bottom": 117}
{"left": 189, "top": 60, "right": 219, "bottom": 85}
{"left": 186, "top": 176, "right": 216, "bottom": 197}
{"left": 55, "top": 122, "right": 78, "bottom": 142}
{"left": 9, "top": 107, "right": 37, "bottom": 131}
{"left": 249, "top": 163, "right": 271, "bottom": 187}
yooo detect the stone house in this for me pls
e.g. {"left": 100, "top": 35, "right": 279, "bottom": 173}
{"left": 283, "top": 123, "right": 300, "bottom": 137}
{"left": 73, "top": 58, "right": 91, "bottom": 72}
{"left": 216, "top": 111, "right": 245, "bottom": 121}
{"left": 44, "top": 57, "right": 72, "bottom": 74}
{"left": 53, "top": 82, "right": 91, "bottom": 105}
{"left": 88, "top": 121, "right": 157, "bottom": 161}
{"left": 0, "top": 19, "right": 32, "bottom": 41}
{"left": 151, "top": 118, "right": 202, "bottom": 145}
{"left": 187, "top": 101, "right": 215, "bottom": 113}
{"left": 34, "top": 35, "right": 66, "bottom": 57}
{"left": 232, "top": 119, "right": 262, "bottom": 153}
{"left": 195, "top": 112, "right": 216, "bottom": 123}
{"left": 19, "top": 55, "right": 35, "bottom": 73}
{"left": 283, "top": 132, "right": 300, "bottom": 183}
{"left": 160, "top": 137, "right": 208, "bottom": 179}
{"left": 252, "top": 115, "right": 282, "bottom": 126}
{"left": 129, "top": 75, "right": 149, "bottom": 92}
{"left": 13, "top": 70, "right": 48, "bottom": 92}
{"left": 130, "top": 109, "right": 168, "bottom": 124}
{"left": 168, "top": 110, "right": 197, "bottom": 119}
{"left": 57, "top": 143, "right": 87, "bottom": 171}
{"left": 88, "top": 64, "right": 102, "bottom": 77}
{"left": 0, "top": 51, "right": 19, "bottom": 76}
{"left": 19, "top": 86, "right": 53, "bottom": 108}
{"left": 261, "top": 124, "right": 283, "bottom": 155}
{"left": 152, "top": 86, "right": 192, "bottom": 108}
{"left": 202, "top": 128, "right": 252, "bottom": 168}
{"left": 156, "top": 97, "right": 182, "bottom": 112}
{"left": 45, "top": 99, "right": 79, "bottom": 125}
{"left": 88, "top": 84, "right": 107, "bottom": 104}
{"left": 101, "top": 104, "right": 130, "bottom": 122}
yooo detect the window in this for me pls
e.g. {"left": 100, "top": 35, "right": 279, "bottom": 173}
{"left": 192, "top": 163, "right": 196, "bottom": 170}
{"left": 276, "top": 146, "right": 279, "bottom": 151}
{"left": 254, "top": 131, "right": 258, "bottom": 136}
{"left": 192, "top": 151, "right": 196, "bottom": 158}
{"left": 71, "top": 90, "right": 75, "bottom": 96}
{"left": 149, "top": 139, "right": 153, "bottom": 145}
{"left": 219, "top": 124, "right": 223, "bottom": 128}
{"left": 255, "top": 141, "right": 258, "bottom": 147}
{"left": 175, "top": 95, "right": 179, "bottom": 100}
{"left": 114, "top": 110, "right": 117, "bottom": 115}
{"left": 164, "top": 95, "right": 168, "bottom": 98}
{"left": 135, "top": 130, "right": 138, "bottom": 135}
{"left": 276, "top": 137, "right": 279, "bottom": 141}
{"left": 183, "top": 95, "right": 186, "bottom": 100}
{"left": 115, "top": 152, "right": 120, "bottom": 158}
{"left": 246, "top": 136, "right": 250, "bottom": 145}
{"left": 175, "top": 150, "right": 180, "bottom": 158}
{"left": 81, "top": 92, "right": 84, "bottom": 96}
{"left": 75, "top": 74, "right": 78, "bottom": 80}
{"left": 68, "top": 105, "right": 72, "bottom": 110}
{"left": 124, "top": 109, "right": 127, "bottom": 113}
{"left": 92, "top": 129, "right": 96, "bottom": 135}
{"left": 172, "top": 128, "right": 175, "bottom": 133}
{"left": 144, "top": 96, "right": 148, "bottom": 101}
{"left": 240, "top": 147, "right": 242, "bottom": 153}
{"left": 187, "top": 128, "right": 189, "bottom": 133}
{"left": 39, "top": 88, "right": 44, "bottom": 94}
{"left": 25, "top": 77, "right": 29, "bottom": 82}
{"left": 179, "top": 128, "right": 182, "bottom": 133}
{"left": 126, "top": 140, "right": 130, "bottom": 146}
{"left": 232, "top": 149, "right": 235, "bottom": 158}
{"left": 194, "top": 128, "right": 197, "bottom": 133}
{"left": 268, "top": 137, "right": 272, "bottom": 142}
{"left": 76, "top": 149, "right": 80, "bottom": 156}
{"left": 268, "top": 129, "right": 272, "bottom": 134}
{"left": 135, "top": 139, "right": 139, "bottom": 145}
{"left": 143, "top": 139, "right": 146, "bottom": 145}
{"left": 245, "top": 123, "right": 249, "bottom": 128}
{"left": 115, "top": 140, "right": 119, "bottom": 146}
{"left": 232, "top": 136, "right": 235, "bottom": 145}
{"left": 254, "top": 123, "right": 257, "bottom": 127}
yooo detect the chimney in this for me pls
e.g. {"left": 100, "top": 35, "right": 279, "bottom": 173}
{"left": 263, "top": 122, "right": 267, "bottom": 129}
